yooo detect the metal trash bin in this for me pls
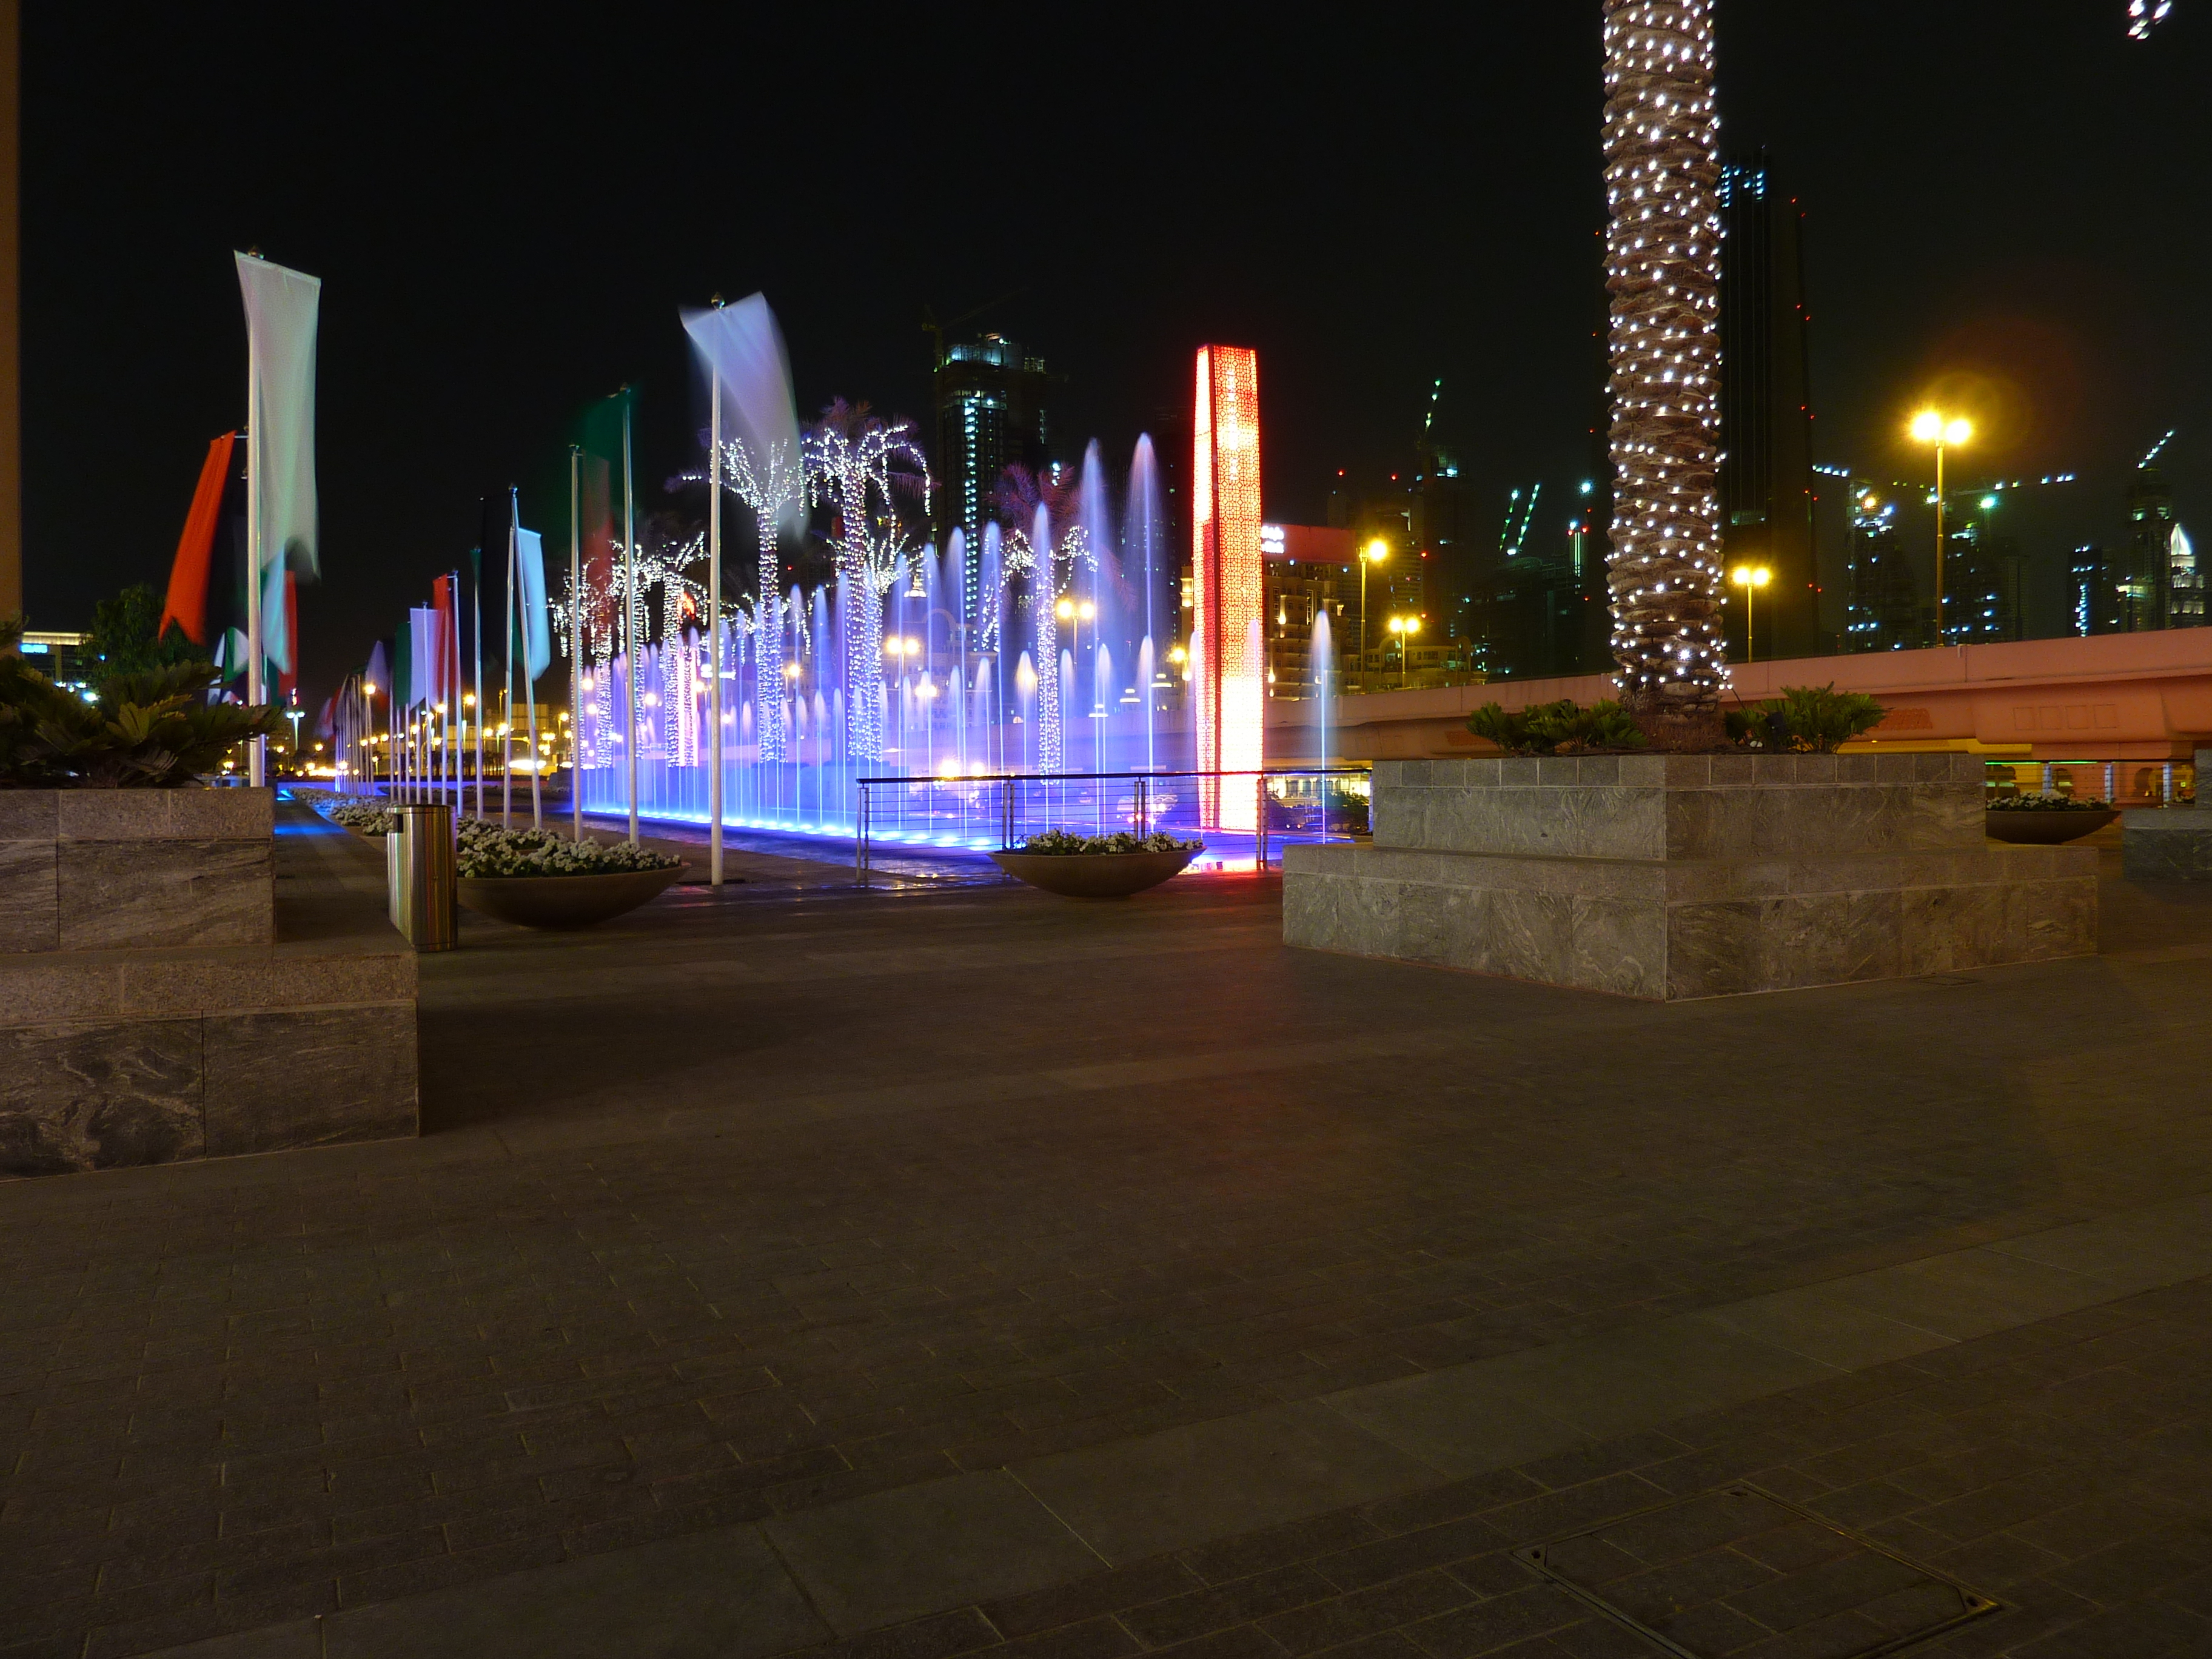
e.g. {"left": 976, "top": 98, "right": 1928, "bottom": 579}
{"left": 386, "top": 803, "right": 458, "bottom": 951}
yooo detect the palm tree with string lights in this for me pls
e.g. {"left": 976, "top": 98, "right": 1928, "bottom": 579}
{"left": 804, "top": 398, "right": 930, "bottom": 765}
{"left": 994, "top": 464, "right": 1091, "bottom": 774}
{"left": 1600, "top": 0, "right": 1727, "bottom": 749}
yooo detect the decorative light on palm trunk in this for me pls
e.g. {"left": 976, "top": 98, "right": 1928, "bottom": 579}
{"left": 1602, "top": 0, "right": 1726, "bottom": 747}
{"left": 804, "top": 400, "right": 929, "bottom": 766}
{"left": 725, "top": 439, "right": 802, "bottom": 760}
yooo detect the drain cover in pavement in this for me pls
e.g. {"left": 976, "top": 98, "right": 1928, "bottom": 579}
{"left": 1513, "top": 1484, "right": 1998, "bottom": 1658}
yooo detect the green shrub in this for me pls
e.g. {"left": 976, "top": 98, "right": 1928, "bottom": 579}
{"left": 1731, "top": 683, "right": 1886, "bottom": 754}
{"left": 1, "top": 615, "right": 282, "bottom": 787}
{"left": 1467, "top": 698, "right": 1646, "bottom": 756}
{"left": 85, "top": 585, "right": 209, "bottom": 680}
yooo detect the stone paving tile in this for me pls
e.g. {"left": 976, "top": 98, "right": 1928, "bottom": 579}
{"left": 7, "top": 864, "right": 2212, "bottom": 1655}
{"left": 736, "top": 1273, "right": 2212, "bottom": 1659}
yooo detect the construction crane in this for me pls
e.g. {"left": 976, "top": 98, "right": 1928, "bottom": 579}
{"left": 921, "top": 291, "right": 1024, "bottom": 372}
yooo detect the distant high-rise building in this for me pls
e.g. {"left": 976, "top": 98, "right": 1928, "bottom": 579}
{"left": 1717, "top": 152, "right": 1818, "bottom": 660}
{"left": 2171, "top": 523, "right": 2202, "bottom": 626}
{"left": 2117, "top": 458, "right": 2176, "bottom": 629}
{"left": 934, "top": 335, "right": 1051, "bottom": 617}
{"left": 2072, "top": 545, "right": 2123, "bottom": 636}
{"left": 1942, "top": 505, "right": 2026, "bottom": 645}
{"left": 1259, "top": 523, "right": 1353, "bottom": 697}
{"left": 1842, "top": 481, "right": 1919, "bottom": 652}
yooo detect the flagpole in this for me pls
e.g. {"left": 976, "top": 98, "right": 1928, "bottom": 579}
{"left": 245, "top": 389, "right": 264, "bottom": 787}
{"left": 569, "top": 446, "right": 583, "bottom": 843}
{"left": 503, "top": 512, "right": 516, "bottom": 828}
{"left": 452, "top": 569, "right": 465, "bottom": 814}
{"left": 472, "top": 550, "right": 484, "bottom": 820}
{"left": 622, "top": 388, "right": 639, "bottom": 846}
{"left": 708, "top": 306, "right": 725, "bottom": 890}
{"left": 518, "top": 489, "right": 543, "bottom": 829}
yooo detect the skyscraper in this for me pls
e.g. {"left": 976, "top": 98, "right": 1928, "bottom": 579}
{"left": 2072, "top": 545, "right": 2123, "bottom": 636}
{"left": 1942, "top": 507, "right": 2026, "bottom": 644}
{"left": 1716, "top": 151, "right": 1818, "bottom": 660}
{"left": 2170, "top": 524, "right": 2202, "bottom": 626}
{"left": 1842, "top": 481, "right": 1919, "bottom": 652}
{"left": 933, "top": 335, "right": 1050, "bottom": 618}
{"left": 2117, "top": 448, "right": 2178, "bottom": 629}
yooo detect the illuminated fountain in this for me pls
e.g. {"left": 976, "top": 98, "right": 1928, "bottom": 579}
{"left": 572, "top": 344, "right": 1281, "bottom": 858}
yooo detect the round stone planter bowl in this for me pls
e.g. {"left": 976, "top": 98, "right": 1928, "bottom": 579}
{"left": 457, "top": 864, "right": 687, "bottom": 929}
{"left": 989, "top": 848, "right": 1199, "bottom": 899}
{"left": 1985, "top": 807, "right": 2117, "bottom": 845}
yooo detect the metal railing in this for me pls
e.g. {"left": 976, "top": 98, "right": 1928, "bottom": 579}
{"left": 853, "top": 766, "right": 1371, "bottom": 882}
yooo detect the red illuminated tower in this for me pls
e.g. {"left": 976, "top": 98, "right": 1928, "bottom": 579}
{"left": 1191, "top": 346, "right": 1264, "bottom": 831}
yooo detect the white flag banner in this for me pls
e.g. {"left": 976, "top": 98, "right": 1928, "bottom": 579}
{"left": 517, "top": 526, "right": 551, "bottom": 682}
{"left": 236, "top": 252, "right": 321, "bottom": 578}
{"left": 263, "top": 558, "right": 290, "bottom": 675}
{"left": 682, "top": 293, "right": 803, "bottom": 534}
{"left": 409, "top": 607, "right": 437, "bottom": 708}
{"left": 238, "top": 252, "right": 320, "bottom": 682}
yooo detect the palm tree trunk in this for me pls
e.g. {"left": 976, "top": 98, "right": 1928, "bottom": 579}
{"left": 1603, "top": 0, "right": 1726, "bottom": 748}
{"left": 756, "top": 518, "right": 785, "bottom": 762}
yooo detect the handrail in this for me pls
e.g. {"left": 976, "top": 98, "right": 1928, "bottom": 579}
{"left": 853, "top": 765, "right": 1369, "bottom": 883}
{"left": 853, "top": 765, "right": 1370, "bottom": 786}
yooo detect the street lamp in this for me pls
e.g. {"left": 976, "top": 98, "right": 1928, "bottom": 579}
{"left": 1728, "top": 565, "right": 1772, "bottom": 663}
{"left": 1386, "top": 614, "right": 1422, "bottom": 688}
{"left": 1909, "top": 409, "right": 1971, "bottom": 645}
{"left": 1359, "top": 538, "right": 1389, "bottom": 690}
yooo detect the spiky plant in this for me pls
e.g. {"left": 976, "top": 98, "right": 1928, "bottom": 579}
{"left": 1602, "top": 0, "right": 1726, "bottom": 748}
{"left": 1, "top": 616, "right": 283, "bottom": 787}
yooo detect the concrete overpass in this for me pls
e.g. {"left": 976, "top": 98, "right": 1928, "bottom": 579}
{"left": 1267, "top": 631, "right": 2212, "bottom": 767}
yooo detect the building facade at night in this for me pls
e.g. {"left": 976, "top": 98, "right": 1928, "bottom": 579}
{"left": 932, "top": 335, "right": 1050, "bottom": 618}
{"left": 1260, "top": 523, "right": 1352, "bottom": 699}
{"left": 1716, "top": 151, "right": 1820, "bottom": 660}
{"left": 1843, "top": 481, "right": 1920, "bottom": 652}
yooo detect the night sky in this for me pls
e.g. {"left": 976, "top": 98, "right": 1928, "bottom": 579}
{"left": 22, "top": 4, "right": 2208, "bottom": 708}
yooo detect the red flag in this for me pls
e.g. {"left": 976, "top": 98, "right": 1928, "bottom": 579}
{"left": 432, "top": 574, "right": 458, "bottom": 708}
{"left": 161, "top": 433, "right": 237, "bottom": 644}
{"left": 581, "top": 453, "right": 614, "bottom": 642}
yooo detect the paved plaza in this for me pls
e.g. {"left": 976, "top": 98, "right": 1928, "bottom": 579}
{"left": 3, "top": 817, "right": 2211, "bottom": 1657}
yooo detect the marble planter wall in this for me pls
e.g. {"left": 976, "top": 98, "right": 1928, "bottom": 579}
{"left": 0, "top": 796, "right": 418, "bottom": 1178}
{"left": 2123, "top": 808, "right": 2212, "bottom": 882}
{"left": 1285, "top": 752, "right": 2099, "bottom": 1000}
{"left": 0, "top": 788, "right": 275, "bottom": 952}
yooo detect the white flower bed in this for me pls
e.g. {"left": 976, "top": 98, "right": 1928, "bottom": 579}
{"left": 1015, "top": 830, "right": 1204, "bottom": 856}
{"left": 324, "top": 801, "right": 398, "bottom": 835}
{"left": 456, "top": 820, "right": 683, "bottom": 879}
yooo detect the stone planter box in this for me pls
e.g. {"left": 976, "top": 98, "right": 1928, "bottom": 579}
{"left": 0, "top": 788, "right": 273, "bottom": 952}
{"left": 2123, "top": 809, "right": 2212, "bottom": 881}
{"left": 1284, "top": 753, "right": 2098, "bottom": 1000}
{"left": 0, "top": 796, "right": 417, "bottom": 1178}
{"left": 990, "top": 848, "right": 1198, "bottom": 897}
